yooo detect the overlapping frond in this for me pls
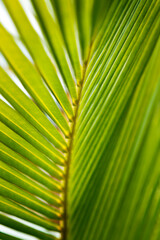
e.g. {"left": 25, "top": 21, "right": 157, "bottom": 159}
{"left": 0, "top": 0, "right": 159, "bottom": 240}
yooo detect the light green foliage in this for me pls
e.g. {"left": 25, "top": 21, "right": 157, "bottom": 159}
{"left": 0, "top": 0, "right": 159, "bottom": 240}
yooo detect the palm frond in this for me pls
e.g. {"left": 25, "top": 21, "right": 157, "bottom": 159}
{"left": 0, "top": 0, "right": 159, "bottom": 240}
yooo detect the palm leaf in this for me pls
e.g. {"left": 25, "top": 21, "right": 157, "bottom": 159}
{"left": 0, "top": 0, "right": 159, "bottom": 240}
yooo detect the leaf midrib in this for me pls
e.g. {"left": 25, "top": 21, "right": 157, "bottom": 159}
{"left": 62, "top": 46, "right": 92, "bottom": 240}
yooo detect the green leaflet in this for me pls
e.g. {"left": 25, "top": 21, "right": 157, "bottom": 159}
{"left": 0, "top": 178, "right": 60, "bottom": 219}
{"left": 77, "top": 0, "right": 158, "bottom": 144}
{"left": 91, "top": 0, "right": 115, "bottom": 40}
{"left": 0, "top": 100, "right": 65, "bottom": 166}
{"left": 31, "top": 0, "right": 78, "bottom": 103}
{"left": 69, "top": 29, "right": 160, "bottom": 240}
{"left": 0, "top": 160, "right": 61, "bottom": 206}
{"left": 50, "top": 0, "right": 82, "bottom": 81}
{"left": 0, "top": 143, "right": 62, "bottom": 191}
{"left": 0, "top": 232, "right": 25, "bottom": 240}
{"left": 3, "top": 0, "right": 74, "bottom": 120}
{"left": 0, "top": 67, "right": 67, "bottom": 150}
{"left": 0, "top": 122, "right": 64, "bottom": 168}
{"left": 0, "top": 213, "right": 56, "bottom": 240}
{"left": 0, "top": 196, "right": 60, "bottom": 231}
{"left": 0, "top": 25, "right": 70, "bottom": 136}
{"left": 74, "top": 0, "right": 94, "bottom": 61}
{"left": 71, "top": 0, "right": 159, "bottom": 191}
